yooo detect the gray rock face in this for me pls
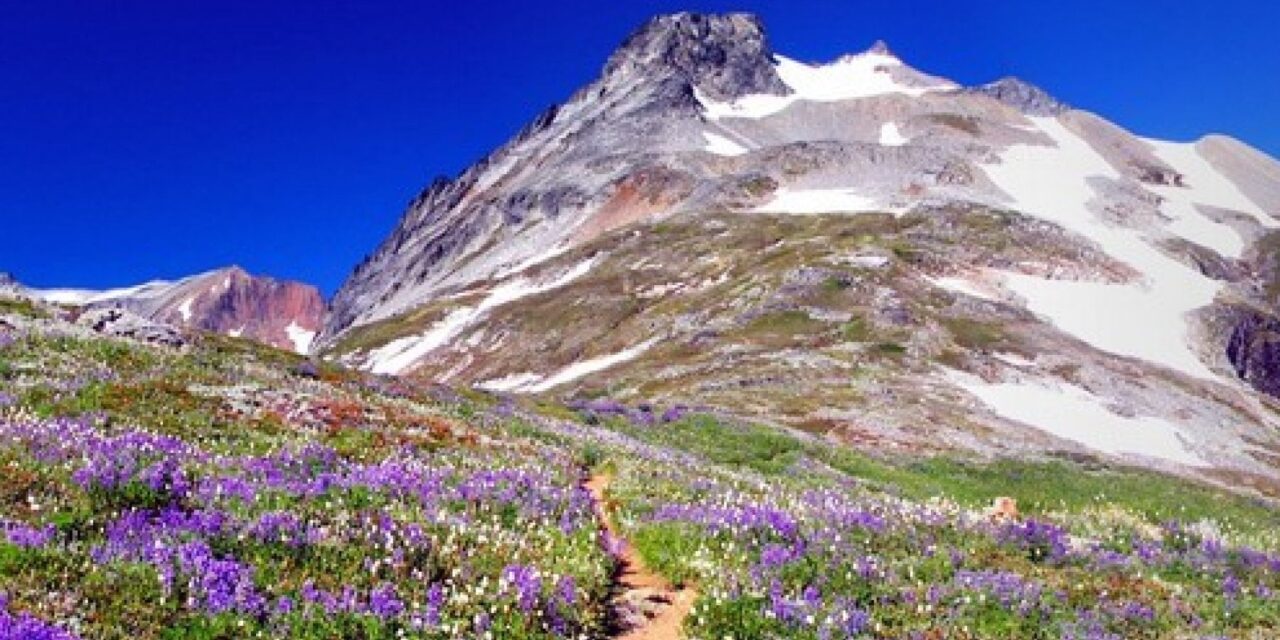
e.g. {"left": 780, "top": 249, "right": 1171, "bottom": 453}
{"left": 602, "top": 12, "right": 788, "bottom": 103}
{"left": 1226, "top": 308, "right": 1280, "bottom": 398}
{"left": 75, "top": 307, "right": 187, "bottom": 348}
{"left": 969, "top": 77, "right": 1069, "bottom": 116}
{"left": 323, "top": 13, "right": 793, "bottom": 343}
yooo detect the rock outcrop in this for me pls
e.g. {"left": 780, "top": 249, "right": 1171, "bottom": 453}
{"left": 1226, "top": 308, "right": 1280, "bottom": 398}
{"left": 969, "top": 77, "right": 1069, "bottom": 116}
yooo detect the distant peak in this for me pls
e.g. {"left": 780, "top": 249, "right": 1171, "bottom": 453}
{"left": 603, "top": 12, "right": 788, "bottom": 102}
{"left": 970, "top": 76, "right": 1069, "bottom": 116}
{"left": 866, "top": 39, "right": 894, "bottom": 56}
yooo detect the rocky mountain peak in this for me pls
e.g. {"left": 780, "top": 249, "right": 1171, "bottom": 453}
{"left": 602, "top": 12, "right": 788, "bottom": 102}
{"left": 970, "top": 76, "right": 1069, "bottom": 116}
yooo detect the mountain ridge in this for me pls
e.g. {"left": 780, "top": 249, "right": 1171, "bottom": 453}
{"left": 10, "top": 266, "right": 324, "bottom": 353}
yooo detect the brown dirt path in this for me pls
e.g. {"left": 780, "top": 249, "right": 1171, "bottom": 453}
{"left": 585, "top": 474, "right": 696, "bottom": 640}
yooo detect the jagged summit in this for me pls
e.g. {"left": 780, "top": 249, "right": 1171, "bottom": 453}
{"left": 865, "top": 39, "right": 894, "bottom": 56}
{"left": 602, "top": 12, "right": 788, "bottom": 102}
{"left": 970, "top": 76, "right": 1069, "bottom": 116}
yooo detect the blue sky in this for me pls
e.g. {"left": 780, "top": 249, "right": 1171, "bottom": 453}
{"left": 3, "top": 0, "right": 1276, "bottom": 296}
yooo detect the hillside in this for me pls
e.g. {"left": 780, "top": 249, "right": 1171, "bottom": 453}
{"left": 4, "top": 266, "right": 1280, "bottom": 638}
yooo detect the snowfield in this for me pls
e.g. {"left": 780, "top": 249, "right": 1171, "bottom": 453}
{"left": 699, "top": 51, "right": 955, "bottom": 120}
{"left": 365, "top": 257, "right": 599, "bottom": 375}
{"left": 983, "top": 116, "right": 1222, "bottom": 381}
{"left": 755, "top": 187, "right": 885, "bottom": 215}
{"left": 949, "top": 371, "right": 1205, "bottom": 467}
{"left": 1145, "top": 138, "right": 1277, "bottom": 258}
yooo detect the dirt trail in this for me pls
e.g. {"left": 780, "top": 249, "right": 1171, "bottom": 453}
{"left": 585, "top": 474, "right": 696, "bottom": 640}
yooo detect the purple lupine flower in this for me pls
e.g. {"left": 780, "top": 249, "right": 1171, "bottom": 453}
{"left": 1222, "top": 574, "right": 1241, "bottom": 598}
{"left": 0, "top": 600, "right": 79, "bottom": 640}
{"left": 660, "top": 405, "right": 690, "bottom": 423}
{"left": 369, "top": 583, "right": 404, "bottom": 619}
{"left": 555, "top": 575, "right": 577, "bottom": 606}
{"left": 839, "top": 601, "right": 871, "bottom": 636}
{"left": 424, "top": 583, "right": 445, "bottom": 627}
{"left": 502, "top": 564, "right": 541, "bottom": 613}
{"left": 4, "top": 523, "right": 54, "bottom": 549}
{"left": 999, "top": 518, "right": 1070, "bottom": 563}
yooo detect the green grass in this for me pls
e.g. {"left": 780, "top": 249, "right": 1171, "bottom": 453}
{"left": 623, "top": 414, "right": 803, "bottom": 475}
{"left": 627, "top": 413, "right": 1280, "bottom": 539}
{"left": 0, "top": 297, "right": 49, "bottom": 319}
{"left": 630, "top": 522, "right": 703, "bottom": 588}
{"left": 824, "top": 452, "right": 1280, "bottom": 537}
{"left": 840, "top": 315, "right": 872, "bottom": 341}
{"left": 942, "top": 317, "right": 1017, "bottom": 352}
{"left": 743, "top": 310, "right": 825, "bottom": 338}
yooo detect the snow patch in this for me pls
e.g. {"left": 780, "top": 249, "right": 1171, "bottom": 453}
{"left": 993, "top": 352, "right": 1036, "bottom": 368}
{"left": 476, "top": 372, "right": 544, "bottom": 393}
{"left": 521, "top": 338, "right": 660, "bottom": 393}
{"left": 492, "top": 243, "right": 573, "bottom": 280}
{"left": 33, "top": 280, "right": 176, "bottom": 305}
{"left": 700, "top": 52, "right": 956, "bottom": 120}
{"left": 833, "top": 255, "right": 890, "bottom": 269}
{"left": 983, "top": 116, "right": 1220, "bottom": 380}
{"left": 928, "top": 276, "right": 998, "bottom": 302}
{"left": 1145, "top": 139, "right": 1277, "bottom": 258}
{"left": 365, "top": 257, "right": 599, "bottom": 375}
{"left": 286, "top": 321, "right": 316, "bottom": 354}
{"left": 879, "top": 122, "right": 908, "bottom": 146}
{"left": 949, "top": 371, "right": 1205, "bottom": 467}
{"left": 178, "top": 297, "right": 195, "bottom": 322}
{"left": 756, "top": 188, "right": 886, "bottom": 215}
{"left": 637, "top": 282, "right": 686, "bottom": 299}
{"left": 702, "top": 131, "right": 749, "bottom": 156}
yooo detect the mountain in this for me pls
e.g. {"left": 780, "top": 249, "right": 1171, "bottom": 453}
{"left": 318, "top": 13, "right": 1280, "bottom": 493}
{"left": 24, "top": 266, "right": 324, "bottom": 353}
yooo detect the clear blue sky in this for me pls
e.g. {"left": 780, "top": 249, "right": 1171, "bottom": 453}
{"left": 4, "top": 0, "right": 1276, "bottom": 296}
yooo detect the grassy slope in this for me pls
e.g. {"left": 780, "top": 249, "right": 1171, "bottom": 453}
{"left": 2, "top": 309, "right": 1280, "bottom": 638}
